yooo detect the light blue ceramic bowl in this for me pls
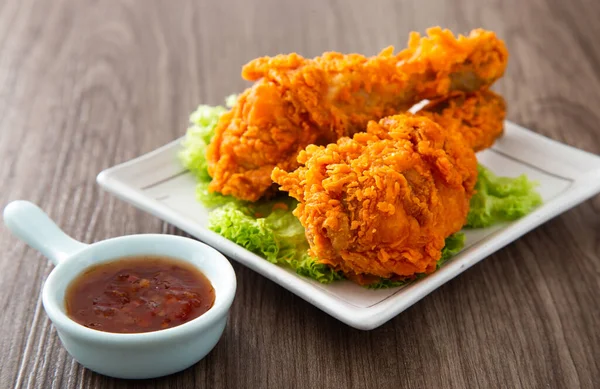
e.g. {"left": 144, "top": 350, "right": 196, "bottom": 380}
{"left": 3, "top": 200, "right": 237, "bottom": 379}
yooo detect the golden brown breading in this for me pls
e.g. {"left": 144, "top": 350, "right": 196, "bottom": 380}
{"left": 207, "top": 28, "right": 508, "bottom": 201}
{"left": 271, "top": 115, "right": 478, "bottom": 281}
{"left": 419, "top": 89, "right": 506, "bottom": 151}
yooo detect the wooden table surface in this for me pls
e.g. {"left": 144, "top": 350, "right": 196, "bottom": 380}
{"left": 1, "top": 0, "right": 599, "bottom": 388}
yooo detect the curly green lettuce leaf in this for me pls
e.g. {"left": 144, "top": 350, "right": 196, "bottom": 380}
{"left": 209, "top": 202, "right": 279, "bottom": 261}
{"left": 225, "top": 94, "right": 237, "bottom": 108}
{"left": 179, "top": 96, "right": 241, "bottom": 207}
{"left": 365, "top": 278, "right": 411, "bottom": 290}
{"left": 207, "top": 199, "right": 341, "bottom": 283}
{"left": 179, "top": 104, "right": 227, "bottom": 182}
{"left": 437, "top": 232, "right": 465, "bottom": 269}
{"left": 195, "top": 182, "right": 238, "bottom": 208}
{"left": 290, "top": 254, "right": 344, "bottom": 283}
{"left": 466, "top": 165, "right": 542, "bottom": 228}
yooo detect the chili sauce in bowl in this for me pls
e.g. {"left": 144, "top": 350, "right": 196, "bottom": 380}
{"left": 4, "top": 200, "right": 236, "bottom": 379}
{"left": 65, "top": 256, "right": 215, "bottom": 334}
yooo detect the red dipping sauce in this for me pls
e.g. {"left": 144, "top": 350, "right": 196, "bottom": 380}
{"left": 65, "top": 256, "right": 215, "bottom": 334}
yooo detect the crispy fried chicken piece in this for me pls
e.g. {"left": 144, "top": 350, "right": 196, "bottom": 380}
{"left": 418, "top": 89, "right": 506, "bottom": 151}
{"left": 207, "top": 27, "right": 508, "bottom": 201}
{"left": 271, "top": 115, "right": 478, "bottom": 281}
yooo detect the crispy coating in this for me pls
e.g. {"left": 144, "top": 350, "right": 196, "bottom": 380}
{"left": 207, "top": 27, "right": 508, "bottom": 201}
{"left": 419, "top": 89, "right": 506, "bottom": 151}
{"left": 271, "top": 115, "right": 478, "bottom": 281}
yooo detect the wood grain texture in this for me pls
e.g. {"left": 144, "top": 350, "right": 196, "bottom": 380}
{"left": 1, "top": 0, "right": 598, "bottom": 388}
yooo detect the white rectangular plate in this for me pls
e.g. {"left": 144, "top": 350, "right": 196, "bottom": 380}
{"left": 97, "top": 121, "right": 600, "bottom": 330}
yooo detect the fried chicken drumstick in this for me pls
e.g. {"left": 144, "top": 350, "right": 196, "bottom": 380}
{"left": 271, "top": 90, "right": 504, "bottom": 283}
{"left": 272, "top": 115, "right": 478, "bottom": 283}
{"left": 207, "top": 28, "right": 508, "bottom": 201}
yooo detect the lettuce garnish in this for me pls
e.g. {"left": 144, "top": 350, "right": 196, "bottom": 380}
{"left": 207, "top": 198, "right": 342, "bottom": 283}
{"left": 180, "top": 95, "right": 236, "bottom": 184}
{"left": 466, "top": 165, "right": 542, "bottom": 228}
{"left": 196, "top": 182, "right": 236, "bottom": 208}
{"left": 437, "top": 232, "right": 466, "bottom": 269}
{"left": 179, "top": 104, "right": 227, "bottom": 183}
{"left": 365, "top": 278, "right": 410, "bottom": 290}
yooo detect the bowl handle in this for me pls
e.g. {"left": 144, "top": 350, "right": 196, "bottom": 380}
{"left": 3, "top": 200, "right": 88, "bottom": 266}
